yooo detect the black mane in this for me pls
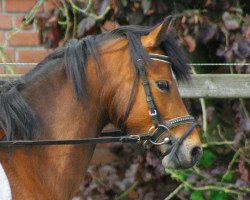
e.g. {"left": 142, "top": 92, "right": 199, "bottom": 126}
{"left": 0, "top": 25, "right": 190, "bottom": 140}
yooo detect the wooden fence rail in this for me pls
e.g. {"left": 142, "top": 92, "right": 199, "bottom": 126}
{"left": 0, "top": 74, "right": 249, "bottom": 98}
{"left": 178, "top": 74, "right": 250, "bottom": 98}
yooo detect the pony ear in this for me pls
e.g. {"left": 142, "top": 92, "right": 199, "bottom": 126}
{"left": 141, "top": 16, "right": 173, "bottom": 48}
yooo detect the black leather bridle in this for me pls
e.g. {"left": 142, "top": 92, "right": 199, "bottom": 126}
{"left": 0, "top": 54, "right": 196, "bottom": 159}
{"left": 119, "top": 54, "right": 196, "bottom": 158}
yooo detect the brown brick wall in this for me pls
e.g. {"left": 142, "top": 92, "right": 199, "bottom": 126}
{"left": 8, "top": 31, "right": 40, "bottom": 46}
{"left": 0, "top": 32, "right": 5, "bottom": 44}
{"left": 0, "top": 48, "right": 15, "bottom": 62}
{"left": 0, "top": 0, "right": 116, "bottom": 165}
{"left": 0, "top": 0, "right": 51, "bottom": 65}
{"left": 0, "top": 14, "right": 12, "bottom": 29}
{"left": 5, "top": 0, "right": 43, "bottom": 13}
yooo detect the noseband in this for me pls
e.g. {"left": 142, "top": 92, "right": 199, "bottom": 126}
{"left": 122, "top": 53, "right": 196, "bottom": 158}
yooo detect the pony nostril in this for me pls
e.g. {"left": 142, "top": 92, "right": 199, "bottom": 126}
{"left": 191, "top": 146, "right": 202, "bottom": 163}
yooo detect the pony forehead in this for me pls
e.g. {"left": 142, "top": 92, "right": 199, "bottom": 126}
{"left": 99, "top": 26, "right": 190, "bottom": 82}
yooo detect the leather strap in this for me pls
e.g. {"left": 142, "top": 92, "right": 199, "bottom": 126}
{"left": 137, "top": 58, "right": 159, "bottom": 127}
{"left": 0, "top": 134, "right": 152, "bottom": 146}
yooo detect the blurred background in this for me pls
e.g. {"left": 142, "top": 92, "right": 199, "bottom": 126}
{"left": 0, "top": 0, "right": 249, "bottom": 199}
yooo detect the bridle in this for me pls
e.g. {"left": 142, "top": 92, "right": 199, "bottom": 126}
{"left": 120, "top": 53, "right": 196, "bottom": 158}
{"left": 0, "top": 54, "right": 196, "bottom": 159}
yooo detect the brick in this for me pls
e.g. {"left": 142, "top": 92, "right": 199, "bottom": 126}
{"left": 0, "top": 48, "right": 15, "bottom": 62}
{"left": 13, "top": 66, "right": 33, "bottom": 74}
{"left": 8, "top": 32, "right": 40, "bottom": 46}
{"left": 15, "top": 15, "right": 33, "bottom": 29}
{"left": 0, "top": 32, "right": 5, "bottom": 45}
{"left": 6, "top": 0, "right": 43, "bottom": 13}
{"left": 0, "top": 1, "right": 2, "bottom": 12}
{"left": 0, "top": 15, "right": 13, "bottom": 30}
{"left": 18, "top": 48, "right": 50, "bottom": 62}
{"left": 44, "top": 0, "right": 56, "bottom": 13}
{"left": 0, "top": 66, "right": 33, "bottom": 74}
{"left": 0, "top": 67, "right": 5, "bottom": 73}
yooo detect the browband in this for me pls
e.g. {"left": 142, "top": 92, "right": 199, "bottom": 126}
{"left": 149, "top": 54, "right": 170, "bottom": 63}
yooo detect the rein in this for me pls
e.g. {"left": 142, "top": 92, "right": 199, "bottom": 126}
{"left": 0, "top": 54, "right": 196, "bottom": 159}
{"left": 0, "top": 131, "right": 151, "bottom": 146}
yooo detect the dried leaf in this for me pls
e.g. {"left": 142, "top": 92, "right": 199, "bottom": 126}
{"left": 239, "top": 156, "right": 249, "bottom": 182}
{"left": 197, "top": 23, "right": 217, "bottom": 43}
{"left": 182, "top": 35, "right": 196, "bottom": 52}
{"left": 44, "top": 25, "right": 60, "bottom": 49}
{"left": 47, "top": 16, "right": 58, "bottom": 24}
{"left": 244, "top": 25, "right": 250, "bottom": 38}
{"left": 207, "top": 106, "right": 215, "bottom": 122}
{"left": 133, "top": 2, "right": 141, "bottom": 10}
{"left": 77, "top": 16, "right": 96, "bottom": 37}
{"left": 205, "top": 0, "right": 213, "bottom": 6}
{"left": 216, "top": 46, "right": 226, "bottom": 57}
{"left": 222, "top": 12, "right": 240, "bottom": 30}
{"left": 97, "top": 0, "right": 110, "bottom": 15}
{"left": 126, "top": 9, "right": 144, "bottom": 25}
{"left": 224, "top": 19, "right": 240, "bottom": 30}
{"left": 237, "top": 41, "right": 250, "bottom": 59}
{"left": 101, "top": 20, "right": 116, "bottom": 32}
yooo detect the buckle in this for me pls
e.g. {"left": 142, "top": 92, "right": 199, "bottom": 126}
{"left": 142, "top": 124, "right": 171, "bottom": 149}
{"left": 149, "top": 109, "right": 157, "bottom": 116}
{"left": 130, "top": 135, "right": 141, "bottom": 142}
{"left": 148, "top": 137, "right": 170, "bottom": 145}
{"left": 143, "top": 137, "right": 171, "bottom": 149}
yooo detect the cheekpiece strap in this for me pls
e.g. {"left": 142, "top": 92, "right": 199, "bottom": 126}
{"left": 137, "top": 58, "right": 159, "bottom": 127}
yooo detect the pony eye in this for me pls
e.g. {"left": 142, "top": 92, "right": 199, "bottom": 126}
{"left": 155, "top": 80, "right": 170, "bottom": 92}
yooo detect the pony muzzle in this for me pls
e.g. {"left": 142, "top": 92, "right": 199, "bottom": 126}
{"left": 161, "top": 140, "right": 203, "bottom": 169}
{"left": 161, "top": 124, "right": 203, "bottom": 169}
{"left": 142, "top": 116, "right": 202, "bottom": 169}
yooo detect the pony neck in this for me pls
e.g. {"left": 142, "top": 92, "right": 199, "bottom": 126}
{"left": 0, "top": 64, "right": 107, "bottom": 199}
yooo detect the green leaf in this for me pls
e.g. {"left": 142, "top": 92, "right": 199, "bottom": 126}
{"left": 221, "top": 171, "right": 233, "bottom": 183}
{"left": 191, "top": 191, "right": 204, "bottom": 200}
{"left": 176, "top": 171, "right": 187, "bottom": 181}
{"left": 210, "top": 191, "right": 226, "bottom": 200}
{"left": 164, "top": 169, "right": 188, "bottom": 182}
{"left": 198, "top": 149, "right": 216, "bottom": 168}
